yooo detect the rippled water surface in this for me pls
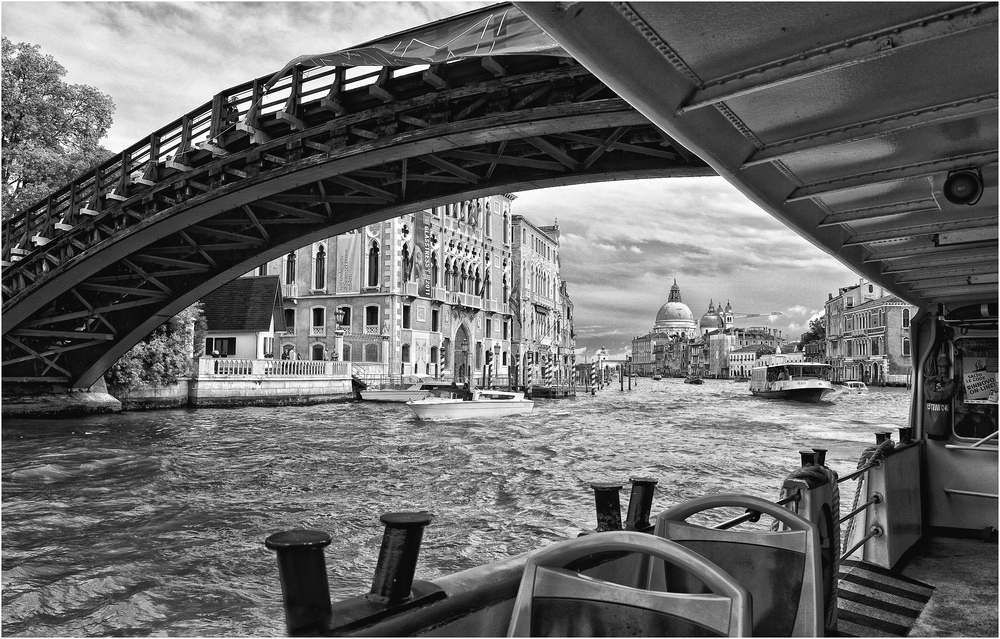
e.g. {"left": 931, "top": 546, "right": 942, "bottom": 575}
{"left": 2, "top": 380, "right": 910, "bottom": 636}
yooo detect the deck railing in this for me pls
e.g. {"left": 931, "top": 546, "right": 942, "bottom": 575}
{"left": 196, "top": 357, "right": 350, "bottom": 377}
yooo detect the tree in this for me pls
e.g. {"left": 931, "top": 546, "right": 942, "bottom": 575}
{"left": 2, "top": 37, "right": 115, "bottom": 219}
{"left": 799, "top": 316, "right": 826, "bottom": 345}
{"left": 104, "top": 304, "right": 204, "bottom": 396}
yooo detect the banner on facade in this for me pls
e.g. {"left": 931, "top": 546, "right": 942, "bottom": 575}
{"left": 336, "top": 233, "right": 361, "bottom": 293}
{"left": 414, "top": 210, "right": 432, "bottom": 297}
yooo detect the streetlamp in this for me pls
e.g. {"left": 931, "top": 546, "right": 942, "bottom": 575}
{"left": 333, "top": 308, "right": 346, "bottom": 361}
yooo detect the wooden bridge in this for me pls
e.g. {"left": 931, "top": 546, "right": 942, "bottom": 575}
{"left": 1, "top": 6, "right": 713, "bottom": 390}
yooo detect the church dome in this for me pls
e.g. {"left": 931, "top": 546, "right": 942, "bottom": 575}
{"left": 652, "top": 280, "right": 698, "bottom": 335}
{"left": 700, "top": 299, "right": 725, "bottom": 332}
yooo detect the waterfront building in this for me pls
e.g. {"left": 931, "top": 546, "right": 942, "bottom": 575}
{"left": 201, "top": 276, "right": 284, "bottom": 359}
{"left": 632, "top": 280, "right": 697, "bottom": 375}
{"left": 511, "top": 216, "right": 576, "bottom": 386}
{"left": 255, "top": 195, "right": 517, "bottom": 384}
{"left": 632, "top": 281, "right": 787, "bottom": 378}
{"left": 825, "top": 279, "right": 917, "bottom": 384}
{"left": 245, "top": 195, "right": 573, "bottom": 388}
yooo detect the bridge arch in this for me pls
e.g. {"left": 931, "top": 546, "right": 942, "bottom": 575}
{"left": 2, "top": 52, "right": 711, "bottom": 389}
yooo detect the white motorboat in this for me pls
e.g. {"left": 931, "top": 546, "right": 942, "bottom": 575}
{"left": 750, "top": 362, "right": 835, "bottom": 403}
{"left": 842, "top": 381, "right": 869, "bottom": 394}
{"left": 408, "top": 389, "right": 534, "bottom": 421}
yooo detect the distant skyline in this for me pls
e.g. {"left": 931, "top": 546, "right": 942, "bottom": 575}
{"left": 3, "top": 1, "right": 862, "bottom": 358}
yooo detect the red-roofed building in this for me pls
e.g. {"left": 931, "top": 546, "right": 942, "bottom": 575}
{"left": 201, "top": 276, "right": 285, "bottom": 359}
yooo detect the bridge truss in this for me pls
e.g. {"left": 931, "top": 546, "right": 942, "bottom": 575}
{"left": 2, "top": 53, "right": 712, "bottom": 389}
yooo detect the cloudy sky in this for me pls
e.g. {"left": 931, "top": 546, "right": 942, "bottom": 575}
{"left": 3, "top": 1, "right": 860, "bottom": 358}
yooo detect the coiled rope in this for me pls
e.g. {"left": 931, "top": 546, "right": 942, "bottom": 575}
{"left": 842, "top": 439, "right": 895, "bottom": 552}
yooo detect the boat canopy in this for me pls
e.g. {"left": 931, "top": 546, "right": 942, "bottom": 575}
{"left": 517, "top": 3, "right": 998, "bottom": 315}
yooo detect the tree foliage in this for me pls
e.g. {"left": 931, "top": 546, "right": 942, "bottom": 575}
{"left": 799, "top": 316, "right": 826, "bottom": 345}
{"left": 2, "top": 37, "right": 115, "bottom": 219}
{"left": 105, "top": 304, "right": 204, "bottom": 395}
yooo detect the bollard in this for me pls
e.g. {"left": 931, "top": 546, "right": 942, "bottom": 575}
{"left": 874, "top": 431, "right": 892, "bottom": 444}
{"left": 812, "top": 448, "right": 828, "bottom": 466}
{"left": 590, "top": 482, "right": 623, "bottom": 531}
{"left": 265, "top": 529, "right": 333, "bottom": 636}
{"left": 799, "top": 450, "right": 817, "bottom": 467}
{"left": 368, "top": 512, "right": 432, "bottom": 605}
{"left": 625, "top": 477, "right": 658, "bottom": 531}
{"left": 898, "top": 427, "right": 913, "bottom": 443}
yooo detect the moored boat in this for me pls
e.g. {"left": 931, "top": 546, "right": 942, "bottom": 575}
{"left": 750, "top": 360, "right": 834, "bottom": 403}
{"left": 683, "top": 376, "right": 703, "bottom": 385}
{"left": 407, "top": 388, "right": 534, "bottom": 421}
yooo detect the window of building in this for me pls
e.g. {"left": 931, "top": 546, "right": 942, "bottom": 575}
{"left": 365, "top": 305, "right": 380, "bottom": 333}
{"left": 285, "top": 253, "right": 296, "bottom": 285}
{"left": 401, "top": 344, "right": 410, "bottom": 363}
{"left": 442, "top": 338, "right": 450, "bottom": 367}
{"left": 311, "top": 307, "right": 325, "bottom": 335}
{"left": 402, "top": 244, "right": 411, "bottom": 282}
{"left": 367, "top": 241, "right": 380, "bottom": 288}
{"left": 431, "top": 253, "right": 439, "bottom": 288}
{"left": 314, "top": 245, "right": 326, "bottom": 289}
{"left": 364, "top": 343, "right": 380, "bottom": 362}
{"left": 503, "top": 213, "right": 510, "bottom": 244}
{"left": 342, "top": 344, "right": 352, "bottom": 362}
{"left": 903, "top": 308, "right": 910, "bottom": 328}
{"left": 284, "top": 308, "right": 295, "bottom": 334}
{"left": 430, "top": 346, "right": 438, "bottom": 369}
{"left": 902, "top": 337, "right": 911, "bottom": 357}
{"left": 311, "top": 344, "right": 325, "bottom": 360}
{"left": 403, "top": 304, "right": 411, "bottom": 329}
{"left": 205, "top": 337, "right": 237, "bottom": 357}
{"left": 263, "top": 336, "right": 274, "bottom": 358}
{"left": 338, "top": 306, "right": 351, "bottom": 328}
{"left": 432, "top": 309, "right": 440, "bottom": 332}
{"left": 486, "top": 318, "right": 492, "bottom": 336}
{"left": 475, "top": 342, "right": 483, "bottom": 369}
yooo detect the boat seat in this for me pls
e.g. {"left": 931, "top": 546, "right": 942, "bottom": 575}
{"left": 648, "top": 494, "right": 822, "bottom": 637}
{"left": 507, "top": 530, "right": 751, "bottom": 637}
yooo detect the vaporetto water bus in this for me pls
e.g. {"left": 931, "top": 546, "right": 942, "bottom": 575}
{"left": 250, "top": 3, "right": 996, "bottom": 636}
{"left": 750, "top": 359, "right": 835, "bottom": 403}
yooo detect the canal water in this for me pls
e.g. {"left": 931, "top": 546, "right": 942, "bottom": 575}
{"left": 2, "top": 379, "right": 910, "bottom": 636}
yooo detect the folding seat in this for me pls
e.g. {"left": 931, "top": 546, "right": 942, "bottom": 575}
{"left": 508, "top": 530, "right": 751, "bottom": 637}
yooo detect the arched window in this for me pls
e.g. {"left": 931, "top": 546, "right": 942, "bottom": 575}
{"left": 285, "top": 253, "right": 296, "bottom": 285}
{"left": 402, "top": 244, "right": 411, "bottom": 282}
{"left": 401, "top": 344, "right": 411, "bottom": 363}
{"left": 503, "top": 213, "right": 510, "bottom": 244}
{"left": 902, "top": 337, "right": 911, "bottom": 357}
{"left": 314, "top": 245, "right": 326, "bottom": 289}
{"left": 502, "top": 275, "right": 509, "bottom": 302}
{"left": 367, "top": 241, "right": 380, "bottom": 287}
{"left": 475, "top": 269, "right": 482, "bottom": 297}
{"left": 431, "top": 253, "right": 439, "bottom": 288}
{"left": 460, "top": 266, "right": 468, "bottom": 293}
{"left": 902, "top": 308, "right": 910, "bottom": 328}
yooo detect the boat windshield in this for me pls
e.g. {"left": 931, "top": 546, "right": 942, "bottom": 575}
{"left": 786, "top": 365, "right": 831, "bottom": 380}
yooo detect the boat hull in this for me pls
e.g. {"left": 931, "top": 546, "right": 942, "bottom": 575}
{"left": 750, "top": 386, "right": 834, "bottom": 403}
{"left": 408, "top": 397, "right": 534, "bottom": 421}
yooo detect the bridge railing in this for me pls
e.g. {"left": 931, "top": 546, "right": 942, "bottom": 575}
{"left": 0, "top": 59, "right": 412, "bottom": 267}
{"left": 196, "top": 357, "right": 351, "bottom": 377}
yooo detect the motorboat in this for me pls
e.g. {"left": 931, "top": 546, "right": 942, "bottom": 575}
{"left": 842, "top": 381, "right": 869, "bottom": 394}
{"left": 253, "top": 4, "right": 997, "bottom": 636}
{"left": 652, "top": 374, "right": 662, "bottom": 381}
{"left": 407, "top": 388, "right": 534, "bottom": 421}
{"left": 750, "top": 361, "right": 835, "bottom": 403}
{"left": 683, "top": 376, "right": 704, "bottom": 385}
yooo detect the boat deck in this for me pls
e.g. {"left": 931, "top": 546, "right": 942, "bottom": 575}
{"left": 903, "top": 536, "right": 998, "bottom": 636}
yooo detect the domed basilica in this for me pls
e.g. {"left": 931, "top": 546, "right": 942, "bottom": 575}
{"left": 653, "top": 280, "right": 697, "bottom": 337}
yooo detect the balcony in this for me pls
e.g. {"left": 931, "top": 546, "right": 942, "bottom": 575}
{"left": 403, "top": 281, "right": 419, "bottom": 297}
{"left": 483, "top": 300, "right": 498, "bottom": 312}
{"left": 460, "top": 293, "right": 482, "bottom": 309}
{"left": 310, "top": 326, "right": 326, "bottom": 337}
{"left": 432, "top": 287, "right": 447, "bottom": 302}
{"left": 365, "top": 325, "right": 380, "bottom": 335}
{"left": 282, "top": 284, "right": 298, "bottom": 299}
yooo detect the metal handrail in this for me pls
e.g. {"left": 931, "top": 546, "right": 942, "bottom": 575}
{"left": 946, "top": 430, "right": 999, "bottom": 450}
{"left": 715, "top": 493, "right": 800, "bottom": 530}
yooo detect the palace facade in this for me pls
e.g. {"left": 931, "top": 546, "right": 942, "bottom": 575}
{"left": 247, "top": 195, "right": 574, "bottom": 387}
